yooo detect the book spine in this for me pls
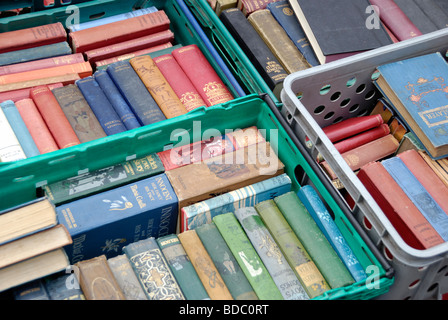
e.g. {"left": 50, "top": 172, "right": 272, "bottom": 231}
{"left": 213, "top": 212, "right": 284, "bottom": 300}
{"left": 106, "top": 61, "right": 166, "bottom": 125}
{"left": 157, "top": 234, "right": 210, "bottom": 300}
{"left": 44, "top": 274, "right": 85, "bottom": 300}
{"left": 274, "top": 191, "right": 354, "bottom": 289}
{"left": 178, "top": 229, "right": 235, "bottom": 300}
{"left": 172, "top": 44, "right": 234, "bottom": 107}
{"left": 323, "top": 114, "right": 384, "bottom": 143}
{"left": 76, "top": 77, "right": 127, "bottom": 135}
{"left": 0, "top": 100, "right": 40, "bottom": 158}
{"left": 0, "top": 106, "right": 26, "bottom": 161}
{"left": 13, "top": 280, "right": 50, "bottom": 300}
{"left": 51, "top": 84, "right": 107, "bottom": 143}
{"left": 234, "top": 207, "right": 309, "bottom": 300}
{"left": 195, "top": 222, "right": 259, "bottom": 300}
{"left": 297, "top": 185, "right": 367, "bottom": 282}
{"left": 30, "top": 86, "right": 81, "bottom": 149}
{"left": 123, "top": 237, "right": 185, "bottom": 300}
{"left": 130, "top": 55, "right": 188, "bottom": 118}
{"left": 254, "top": 200, "right": 329, "bottom": 298}
{"left": 69, "top": 11, "right": 171, "bottom": 53}
{"left": 0, "top": 42, "right": 73, "bottom": 67}
{"left": 0, "top": 74, "right": 80, "bottom": 93}
{"left": 14, "top": 98, "right": 59, "bottom": 154}
{"left": 153, "top": 54, "right": 207, "bottom": 112}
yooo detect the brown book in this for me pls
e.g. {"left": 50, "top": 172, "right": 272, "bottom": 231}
{"left": 107, "top": 254, "right": 147, "bottom": 300}
{"left": 130, "top": 55, "right": 188, "bottom": 118}
{"left": 178, "top": 230, "right": 233, "bottom": 300}
{"left": 75, "top": 255, "right": 126, "bottom": 300}
{"left": 0, "top": 73, "right": 81, "bottom": 93}
{"left": 247, "top": 9, "right": 310, "bottom": 74}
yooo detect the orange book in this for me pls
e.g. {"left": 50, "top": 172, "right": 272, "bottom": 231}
{"left": 0, "top": 73, "right": 81, "bottom": 93}
{"left": 30, "top": 86, "right": 81, "bottom": 149}
{"left": 0, "top": 83, "right": 63, "bottom": 103}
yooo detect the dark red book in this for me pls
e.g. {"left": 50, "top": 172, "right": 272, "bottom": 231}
{"left": 0, "top": 83, "right": 63, "bottom": 103}
{"left": 357, "top": 161, "right": 444, "bottom": 250}
{"left": 69, "top": 11, "right": 170, "bottom": 53}
{"left": 0, "top": 22, "right": 67, "bottom": 54}
{"left": 172, "top": 45, "right": 234, "bottom": 107}
{"left": 322, "top": 114, "right": 384, "bottom": 143}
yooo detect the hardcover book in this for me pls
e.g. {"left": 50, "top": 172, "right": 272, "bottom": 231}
{"left": 44, "top": 273, "right": 85, "bottom": 300}
{"left": 321, "top": 114, "right": 384, "bottom": 143}
{"left": 0, "top": 73, "right": 81, "bottom": 93}
{"left": 0, "top": 42, "right": 73, "bottom": 67}
{"left": 0, "top": 104, "right": 26, "bottom": 162}
{"left": 394, "top": 0, "right": 448, "bottom": 34}
{"left": 13, "top": 280, "right": 50, "bottom": 300}
{"left": 56, "top": 173, "right": 178, "bottom": 263}
{"left": 418, "top": 150, "right": 448, "bottom": 189}
{"left": 237, "top": 0, "right": 280, "bottom": 16}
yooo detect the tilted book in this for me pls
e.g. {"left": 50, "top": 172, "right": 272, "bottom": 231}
{"left": 56, "top": 173, "right": 178, "bottom": 264}
{"left": 0, "top": 104, "right": 26, "bottom": 162}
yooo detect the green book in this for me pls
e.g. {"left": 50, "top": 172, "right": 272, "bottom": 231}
{"left": 213, "top": 212, "right": 284, "bottom": 300}
{"left": 196, "top": 222, "right": 258, "bottom": 300}
{"left": 274, "top": 191, "right": 354, "bottom": 289}
{"left": 255, "top": 200, "right": 330, "bottom": 299}
{"left": 157, "top": 234, "right": 210, "bottom": 300}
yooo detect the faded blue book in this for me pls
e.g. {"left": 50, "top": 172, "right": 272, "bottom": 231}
{"left": 297, "top": 185, "right": 367, "bottom": 282}
{"left": 107, "top": 61, "right": 166, "bottom": 126}
{"left": 76, "top": 76, "right": 127, "bottom": 135}
{"left": 13, "top": 279, "right": 50, "bottom": 300}
{"left": 0, "top": 42, "right": 72, "bottom": 66}
{"left": 382, "top": 157, "right": 448, "bottom": 241}
{"left": 0, "top": 100, "right": 40, "bottom": 158}
{"left": 44, "top": 273, "right": 85, "bottom": 300}
{"left": 56, "top": 173, "right": 178, "bottom": 264}
{"left": 267, "top": 1, "right": 320, "bottom": 67}
{"left": 181, "top": 173, "right": 292, "bottom": 231}
{"left": 375, "top": 52, "right": 448, "bottom": 159}
{"left": 94, "top": 70, "right": 141, "bottom": 130}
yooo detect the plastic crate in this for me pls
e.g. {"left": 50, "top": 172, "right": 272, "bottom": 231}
{"left": 280, "top": 28, "right": 448, "bottom": 300}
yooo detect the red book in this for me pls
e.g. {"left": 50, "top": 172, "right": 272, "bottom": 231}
{"left": 153, "top": 54, "right": 207, "bottom": 112}
{"left": 0, "top": 83, "right": 63, "bottom": 103}
{"left": 84, "top": 30, "right": 174, "bottom": 64}
{"left": 69, "top": 11, "right": 170, "bottom": 53}
{"left": 370, "top": 0, "right": 422, "bottom": 41}
{"left": 322, "top": 114, "right": 384, "bottom": 143}
{"left": 397, "top": 149, "right": 448, "bottom": 215}
{"left": 357, "top": 161, "right": 444, "bottom": 249}
{"left": 30, "top": 86, "right": 81, "bottom": 149}
{"left": 15, "top": 98, "right": 59, "bottom": 154}
{"left": 172, "top": 45, "right": 233, "bottom": 107}
{"left": 0, "top": 22, "right": 67, "bottom": 54}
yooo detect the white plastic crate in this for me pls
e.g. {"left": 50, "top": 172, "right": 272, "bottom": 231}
{"left": 280, "top": 28, "right": 448, "bottom": 300}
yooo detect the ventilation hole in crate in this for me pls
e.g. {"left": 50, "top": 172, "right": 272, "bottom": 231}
{"left": 320, "top": 84, "right": 331, "bottom": 95}
{"left": 287, "top": 112, "right": 293, "bottom": 121}
{"left": 332, "top": 116, "right": 344, "bottom": 124}
{"left": 365, "top": 90, "right": 376, "bottom": 100}
{"left": 340, "top": 98, "right": 351, "bottom": 108}
{"left": 349, "top": 104, "right": 360, "bottom": 113}
{"left": 363, "top": 217, "right": 372, "bottom": 230}
{"left": 408, "top": 279, "right": 421, "bottom": 289}
{"left": 314, "top": 105, "right": 326, "bottom": 115}
{"left": 371, "top": 70, "right": 381, "bottom": 81}
{"left": 324, "top": 111, "right": 335, "bottom": 120}
{"left": 383, "top": 246, "right": 393, "bottom": 261}
{"left": 427, "top": 283, "right": 439, "bottom": 293}
{"left": 356, "top": 84, "right": 366, "bottom": 94}
{"left": 437, "top": 265, "right": 447, "bottom": 274}
{"left": 346, "top": 77, "right": 357, "bottom": 88}
{"left": 296, "top": 92, "right": 303, "bottom": 100}
{"left": 294, "top": 164, "right": 307, "bottom": 186}
{"left": 357, "top": 108, "right": 368, "bottom": 116}
{"left": 418, "top": 265, "right": 428, "bottom": 272}
{"left": 44, "top": 0, "right": 55, "bottom": 6}
{"left": 330, "top": 91, "right": 341, "bottom": 102}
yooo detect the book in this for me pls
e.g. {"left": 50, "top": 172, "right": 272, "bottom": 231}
{"left": 14, "top": 98, "right": 59, "bottom": 154}
{"left": 172, "top": 45, "right": 234, "bottom": 107}
{"left": 418, "top": 150, "right": 448, "bottom": 189}
{"left": 213, "top": 212, "right": 284, "bottom": 300}
{"left": 195, "top": 223, "right": 258, "bottom": 300}
{"left": 234, "top": 207, "right": 309, "bottom": 300}
{"left": 181, "top": 173, "right": 291, "bottom": 232}
{"left": 157, "top": 234, "right": 210, "bottom": 300}
{"left": 369, "top": 0, "right": 423, "bottom": 41}
{"left": 93, "top": 70, "right": 141, "bottom": 130}
{"left": 237, "top": 0, "right": 281, "bottom": 16}
{"left": 107, "top": 254, "right": 147, "bottom": 300}
{"left": 107, "top": 61, "right": 167, "bottom": 126}
{"left": 247, "top": 9, "right": 310, "bottom": 74}
{"left": 375, "top": 53, "right": 448, "bottom": 159}
{"left": 274, "top": 191, "right": 355, "bottom": 289}
{"left": 75, "top": 255, "right": 126, "bottom": 300}
{"left": 254, "top": 199, "right": 329, "bottom": 298}
{"left": 321, "top": 114, "right": 384, "bottom": 143}
{"left": 289, "top": 0, "right": 393, "bottom": 64}
{"left": 69, "top": 10, "right": 171, "bottom": 53}
{"left": 0, "top": 73, "right": 81, "bottom": 93}
{"left": 0, "top": 100, "right": 40, "bottom": 158}
{"left": 0, "top": 22, "right": 67, "bottom": 54}
{"left": 267, "top": 1, "right": 319, "bottom": 67}
{"left": 13, "top": 279, "right": 50, "bottom": 300}
{"left": 51, "top": 84, "right": 107, "bottom": 143}
{"left": 44, "top": 273, "right": 85, "bottom": 300}
{"left": 76, "top": 76, "right": 127, "bottom": 135}
{"left": 0, "top": 42, "right": 73, "bottom": 67}
{"left": 215, "top": 0, "right": 238, "bottom": 16}
{"left": 297, "top": 185, "right": 368, "bottom": 282}
{"left": 153, "top": 54, "right": 207, "bottom": 112}
{"left": 130, "top": 55, "right": 188, "bottom": 118}
{"left": 219, "top": 8, "right": 288, "bottom": 99}
{"left": 123, "top": 237, "right": 185, "bottom": 300}
{"left": 394, "top": 0, "right": 448, "bottom": 34}
{"left": 30, "top": 86, "right": 81, "bottom": 149}
{"left": 395, "top": 131, "right": 425, "bottom": 155}
{"left": 44, "top": 153, "right": 164, "bottom": 205}
{"left": 0, "top": 105, "right": 26, "bottom": 162}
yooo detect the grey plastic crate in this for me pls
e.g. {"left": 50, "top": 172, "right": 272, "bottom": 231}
{"left": 280, "top": 28, "right": 448, "bottom": 300}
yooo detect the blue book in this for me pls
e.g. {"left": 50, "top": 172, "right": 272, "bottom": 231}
{"left": 76, "top": 76, "right": 127, "bottom": 135}
{"left": 0, "top": 42, "right": 72, "bottom": 66}
{"left": 56, "top": 173, "right": 179, "bottom": 264}
{"left": 382, "top": 157, "right": 448, "bottom": 241}
{"left": 376, "top": 52, "right": 448, "bottom": 159}
{"left": 94, "top": 70, "right": 141, "bottom": 130}
{"left": 13, "top": 280, "right": 50, "bottom": 300}
{"left": 297, "top": 185, "right": 367, "bottom": 282}
{"left": 0, "top": 100, "right": 40, "bottom": 158}
{"left": 181, "top": 173, "right": 292, "bottom": 231}
{"left": 106, "top": 61, "right": 166, "bottom": 126}
{"left": 267, "top": 1, "right": 320, "bottom": 67}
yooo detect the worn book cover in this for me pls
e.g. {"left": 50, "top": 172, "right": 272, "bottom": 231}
{"left": 13, "top": 280, "right": 50, "bottom": 300}
{"left": 44, "top": 273, "right": 85, "bottom": 300}
{"left": 0, "top": 42, "right": 73, "bottom": 67}
{"left": 322, "top": 114, "right": 384, "bottom": 143}
{"left": 107, "top": 254, "right": 147, "bottom": 300}
{"left": 0, "top": 103, "right": 27, "bottom": 162}
{"left": 394, "top": 0, "right": 448, "bottom": 34}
